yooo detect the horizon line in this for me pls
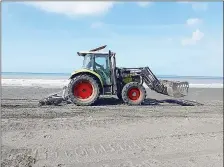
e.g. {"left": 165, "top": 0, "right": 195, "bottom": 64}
{"left": 1, "top": 71, "right": 223, "bottom": 78}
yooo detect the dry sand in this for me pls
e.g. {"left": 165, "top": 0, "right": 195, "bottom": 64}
{"left": 1, "top": 87, "right": 223, "bottom": 167}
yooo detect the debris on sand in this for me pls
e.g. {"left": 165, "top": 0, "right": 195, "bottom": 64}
{"left": 1, "top": 154, "right": 36, "bottom": 167}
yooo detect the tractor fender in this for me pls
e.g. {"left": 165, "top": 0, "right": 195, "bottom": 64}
{"left": 69, "top": 69, "right": 104, "bottom": 93}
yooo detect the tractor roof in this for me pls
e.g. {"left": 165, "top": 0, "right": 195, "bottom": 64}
{"left": 77, "top": 51, "right": 108, "bottom": 56}
{"left": 77, "top": 45, "right": 109, "bottom": 56}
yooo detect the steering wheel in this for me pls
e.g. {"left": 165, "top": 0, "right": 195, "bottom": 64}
{"left": 95, "top": 62, "right": 105, "bottom": 71}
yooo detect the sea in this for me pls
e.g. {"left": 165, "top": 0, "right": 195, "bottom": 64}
{"left": 1, "top": 72, "right": 223, "bottom": 88}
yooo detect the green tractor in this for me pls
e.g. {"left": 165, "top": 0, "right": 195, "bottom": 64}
{"left": 66, "top": 45, "right": 189, "bottom": 106}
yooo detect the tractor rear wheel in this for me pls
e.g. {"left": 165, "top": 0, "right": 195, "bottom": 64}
{"left": 68, "top": 74, "right": 100, "bottom": 106}
{"left": 121, "top": 82, "right": 146, "bottom": 105}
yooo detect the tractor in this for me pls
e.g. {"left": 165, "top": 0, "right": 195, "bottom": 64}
{"left": 65, "top": 45, "right": 189, "bottom": 106}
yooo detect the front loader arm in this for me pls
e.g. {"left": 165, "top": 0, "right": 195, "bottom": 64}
{"left": 141, "top": 67, "right": 189, "bottom": 98}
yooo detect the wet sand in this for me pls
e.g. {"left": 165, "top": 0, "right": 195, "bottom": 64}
{"left": 1, "top": 86, "right": 223, "bottom": 167}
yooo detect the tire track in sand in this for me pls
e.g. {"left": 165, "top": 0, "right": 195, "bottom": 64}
{"left": 2, "top": 131, "right": 223, "bottom": 166}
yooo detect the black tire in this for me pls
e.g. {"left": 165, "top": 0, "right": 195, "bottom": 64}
{"left": 68, "top": 74, "right": 100, "bottom": 106}
{"left": 122, "top": 82, "right": 146, "bottom": 105}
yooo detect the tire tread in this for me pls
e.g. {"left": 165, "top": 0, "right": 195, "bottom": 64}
{"left": 121, "top": 82, "right": 146, "bottom": 105}
{"left": 68, "top": 74, "right": 100, "bottom": 106}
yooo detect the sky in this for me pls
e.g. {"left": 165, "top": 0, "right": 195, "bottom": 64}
{"left": 2, "top": 1, "right": 223, "bottom": 76}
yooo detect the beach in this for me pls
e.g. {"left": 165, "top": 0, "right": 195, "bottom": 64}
{"left": 2, "top": 0, "right": 223, "bottom": 166}
{"left": 2, "top": 1, "right": 223, "bottom": 166}
{"left": 1, "top": 83, "right": 223, "bottom": 167}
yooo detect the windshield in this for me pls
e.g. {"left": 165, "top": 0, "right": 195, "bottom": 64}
{"left": 82, "top": 54, "right": 93, "bottom": 69}
{"left": 94, "top": 54, "right": 110, "bottom": 70}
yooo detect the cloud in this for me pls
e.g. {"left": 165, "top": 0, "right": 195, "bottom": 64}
{"left": 186, "top": 18, "right": 202, "bottom": 26}
{"left": 178, "top": 2, "right": 208, "bottom": 11}
{"left": 24, "top": 2, "right": 114, "bottom": 17}
{"left": 191, "top": 2, "right": 208, "bottom": 11}
{"left": 181, "top": 29, "right": 204, "bottom": 46}
{"left": 137, "top": 2, "right": 152, "bottom": 7}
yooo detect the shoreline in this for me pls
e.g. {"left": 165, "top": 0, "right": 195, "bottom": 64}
{"left": 2, "top": 72, "right": 223, "bottom": 79}
{"left": 2, "top": 78, "right": 223, "bottom": 88}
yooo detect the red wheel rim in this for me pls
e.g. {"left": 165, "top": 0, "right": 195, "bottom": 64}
{"left": 73, "top": 81, "right": 93, "bottom": 99}
{"left": 127, "top": 88, "right": 141, "bottom": 101}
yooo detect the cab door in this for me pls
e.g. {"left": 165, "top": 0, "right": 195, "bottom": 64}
{"left": 94, "top": 54, "right": 112, "bottom": 85}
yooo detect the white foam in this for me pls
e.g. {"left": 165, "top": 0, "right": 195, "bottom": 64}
{"left": 189, "top": 83, "right": 223, "bottom": 88}
{"left": 1, "top": 79, "right": 223, "bottom": 88}
{"left": 143, "top": 83, "right": 223, "bottom": 88}
{"left": 2, "top": 79, "right": 70, "bottom": 88}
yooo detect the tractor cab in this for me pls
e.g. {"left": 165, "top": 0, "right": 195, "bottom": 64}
{"left": 77, "top": 45, "right": 117, "bottom": 87}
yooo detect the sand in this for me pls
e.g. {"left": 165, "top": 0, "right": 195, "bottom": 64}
{"left": 1, "top": 86, "right": 223, "bottom": 167}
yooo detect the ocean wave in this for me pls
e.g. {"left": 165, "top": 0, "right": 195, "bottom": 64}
{"left": 2, "top": 79, "right": 70, "bottom": 88}
{"left": 2, "top": 79, "right": 223, "bottom": 88}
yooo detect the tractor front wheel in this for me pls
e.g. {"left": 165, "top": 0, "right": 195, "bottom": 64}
{"left": 122, "top": 82, "right": 146, "bottom": 105}
{"left": 68, "top": 74, "right": 100, "bottom": 106}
